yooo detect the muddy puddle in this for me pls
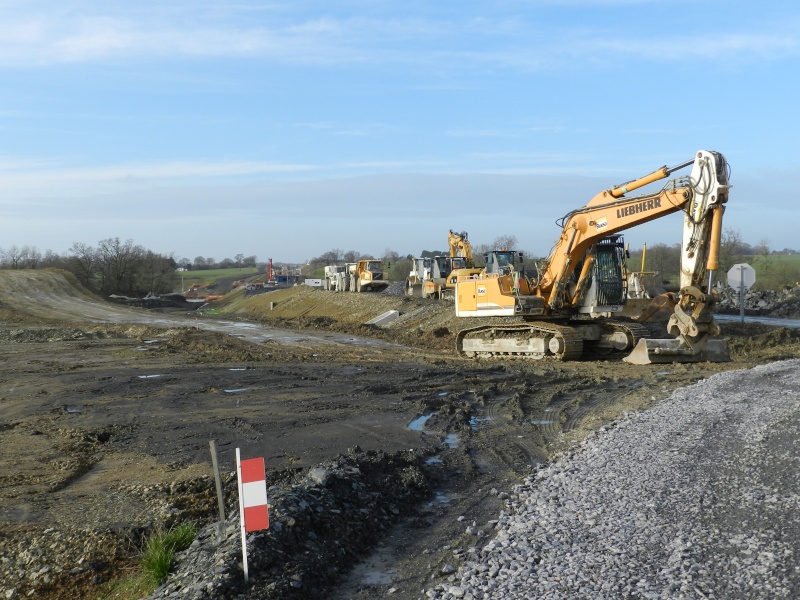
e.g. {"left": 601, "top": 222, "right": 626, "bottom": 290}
{"left": 716, "top": 314, "right": 800, "bottom": 328}
{"left": 204, "top": 319, "right": 403, "bottom": 349}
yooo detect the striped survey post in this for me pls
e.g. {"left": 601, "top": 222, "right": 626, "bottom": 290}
{"left": 236, "top": 449, "right": 269, "bottom": 581}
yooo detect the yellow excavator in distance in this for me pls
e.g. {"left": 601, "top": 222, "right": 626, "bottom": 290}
{"left": 454, "top": 150, "right": 731, "bottom": 364}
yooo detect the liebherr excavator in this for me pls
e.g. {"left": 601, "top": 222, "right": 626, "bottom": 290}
{"left": 454, "top": 150, "right": 731, "bottom": 364}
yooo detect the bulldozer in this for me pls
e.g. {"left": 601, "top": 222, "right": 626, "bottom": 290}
{"left": 454, "top": 150, "right": 731, "bottom": 364}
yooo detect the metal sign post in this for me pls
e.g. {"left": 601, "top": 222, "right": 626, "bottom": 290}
{"left": 727, "top": 263, "right": 756, "bottom": 323}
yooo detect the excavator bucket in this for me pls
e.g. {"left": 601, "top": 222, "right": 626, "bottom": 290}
{"left": 623, "top": 337, "right": 730, "bottom": 365}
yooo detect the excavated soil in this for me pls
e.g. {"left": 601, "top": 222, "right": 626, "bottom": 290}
{"left": 1, "top": 271, "right": 799, "bottom": 599}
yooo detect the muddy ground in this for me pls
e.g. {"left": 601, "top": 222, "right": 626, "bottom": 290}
{"left": 1, "top": 271, "right": 799, "bottom": 599}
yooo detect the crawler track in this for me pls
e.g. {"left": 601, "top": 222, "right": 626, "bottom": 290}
{"left": 456, "top": 322, "right": 584, "bottom": 360}
{"left": 455, "top": 319, "right": 652, "bottom": 361}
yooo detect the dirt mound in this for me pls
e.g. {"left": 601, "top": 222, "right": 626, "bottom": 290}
{"left": 220, "top": 286, "right": 800, "bottom": 363}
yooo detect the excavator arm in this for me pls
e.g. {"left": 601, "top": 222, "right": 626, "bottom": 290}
{"left": 539, "top": 151, "right": 729, "bottom": 309}
{"left": 448, "top": 230, "right": 474, "bottom": 265}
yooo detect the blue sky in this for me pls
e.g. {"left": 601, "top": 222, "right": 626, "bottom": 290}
{"left": 1, "top": 0, "right": 799, "bottom": 264}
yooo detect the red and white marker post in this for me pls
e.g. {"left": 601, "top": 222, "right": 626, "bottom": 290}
{"left": 236, "top": 448, "right": 269, "bottom": 581}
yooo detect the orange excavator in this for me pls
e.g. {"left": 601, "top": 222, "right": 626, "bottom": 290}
{"left": 454, "top": 150, "right": 731, "bottom": 364}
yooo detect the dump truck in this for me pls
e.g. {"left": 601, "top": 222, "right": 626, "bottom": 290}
{"left": 349, "top": 260, "right": 389, "bottom": 292}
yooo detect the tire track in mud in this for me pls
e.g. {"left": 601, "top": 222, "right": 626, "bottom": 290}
{"left": 527, "top": 379, "right": 648, "bottom": 438}
{"left": 474, "top": 392, "right": 549, "bottom": 472}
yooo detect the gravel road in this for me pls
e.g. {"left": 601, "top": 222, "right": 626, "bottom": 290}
{"left": 425, "top": 359, "right": 800, "bottom": 599}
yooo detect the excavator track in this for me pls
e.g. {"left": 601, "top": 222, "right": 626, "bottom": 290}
{"left": 584, "top": 319, "right": 653, "bottom": 358}
{"left": 456, "top": 323, "right": 584, "bottom": 360}
{"left": 456, "top": 319, "right": 652, "bottom": 361}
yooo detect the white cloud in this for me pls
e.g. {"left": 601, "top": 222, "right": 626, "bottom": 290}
{"left": 1, "top": 3, "right": 797, "bottom": 69}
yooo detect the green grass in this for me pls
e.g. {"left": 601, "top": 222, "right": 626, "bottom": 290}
{"left": 87, "top": 523, "right": 199, "bottom": 600}
{"left": 91, "top": 570, "right": 154, "bottom": 600}
{"left": 140, "top": 523, "right": 198, "bottom": 585}
{"left": 180, "top": 267, "right": 260, "bottom": 287}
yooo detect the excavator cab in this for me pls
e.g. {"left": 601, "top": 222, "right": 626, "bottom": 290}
{"left": 572, "top": 235, "right": 628, "bottom": 314}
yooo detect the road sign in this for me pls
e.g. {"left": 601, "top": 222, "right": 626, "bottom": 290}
{"left": 727, "top": 263, "right": 756, "bottom": 290}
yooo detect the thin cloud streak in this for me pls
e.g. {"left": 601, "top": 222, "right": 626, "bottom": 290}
{"left": 1, "top": 8, "right": 797, "bottom": 69}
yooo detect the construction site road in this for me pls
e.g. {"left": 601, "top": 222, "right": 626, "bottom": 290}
{"left": 1, "top": 270, "right": 799, "bottom": 599}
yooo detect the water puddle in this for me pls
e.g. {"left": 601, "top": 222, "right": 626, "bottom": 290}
{"left": 224, "top": 388, "right": 248, "bottom": 394}
{"left": 137, "top": 374, "right": 162, "bottom": 379}
{"left": 408, "top": 413, "right": 437, "bottom": 431}
{"left": 360, "top": 570, "right": 394, "bottom": 585}
{"left": 425, "top": 457, "right": 443, "bottom": 465}
{"left": 469, "top": 416, "right": 493, "bottom": 431}
{"left": 529, "top": 420, "right": 554, "bottom": 425}
{"left": 229, "top": 368, "right": 247, "bottom": 371}
{"left": 433, "top": 492, "right": 451, "bottom": 504}
{"left": 142, "top": 339, "right": 162, "bottom": 344}
{"left": 715, "top": 314, "right": 800, "bottom": 328}
{"left": 443, "top": 433, "right": 460, "bottom": 448}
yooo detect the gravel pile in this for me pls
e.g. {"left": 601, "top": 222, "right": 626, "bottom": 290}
{"left": 424, "top": 359, "right": 800, "bottom": 599}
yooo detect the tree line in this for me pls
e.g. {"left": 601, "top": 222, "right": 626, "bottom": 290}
{"left": 0, "top": 239, "right": 258, "bottom": 296}
{"left": 311, "top": 230, "right": 800, "bottom": 291}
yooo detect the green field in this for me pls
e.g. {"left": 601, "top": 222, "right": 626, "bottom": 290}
{"left": 745, "top": 254, "right": 800, "bottom": 289}
{"left": 176, "top": 267, "right": 261, "bottom": 289}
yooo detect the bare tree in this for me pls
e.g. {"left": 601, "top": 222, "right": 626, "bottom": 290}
{"left": 234, "top": 253, "right": 244, "bottom": 268}
{"left": 313, "top": 248, "right": 344, "bottom": 266}
{"left": 67, "top": 242, "right": 97, "bottom": 287}
{"left": 492, "top": 234, "right": 519, "bottom": 251}
{"left": 2, "top": 245, "right": 22, "bottom": 269}
{"left": 135, "top": 251, "right": 177, "bottom": 294}
{"left": 96, "top": 237, "right": 142, "bottom": 294}
{"left": 382, "top": 248, "right": 400, "bottom": 264}
{"left": 20, "top": 246, "right": 42, "bottom": 269}
{"left": 718, "top": 228, "right": 745, "bottom": 275}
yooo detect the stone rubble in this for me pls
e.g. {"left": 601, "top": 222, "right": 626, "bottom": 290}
{"left": 422, "top": 359, "right": 800, "bottom": 599}
{"left": 145, "top": 447, "right": 431, "bottom": 600}
{"left": 0, "top": 447, "right": 431, "bottom": 599}
{"left": 716, "top": 284, "right": 800, "bottom": 318}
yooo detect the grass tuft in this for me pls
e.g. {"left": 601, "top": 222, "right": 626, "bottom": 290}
{"left": 140, "top": 522, "right": 198, "bottom": 585}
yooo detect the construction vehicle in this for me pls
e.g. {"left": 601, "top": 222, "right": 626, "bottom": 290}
{"left": 328, "top": 263, "right": 357, "bottom": 292}
{"left": 406, "top": 255, "right": 471, "bottom": 299}
{"left": 406, "top": 230, "right": 484, "bottom": 300}
{"left": 349, "top": 260, "right": 389, "bottom": 293}
{"left": 626, "top": 243, "right": 657, "bottom": 299}
{"left": 455, "top": 150, "right": 731, "bottom": 364}
{"left": 447, "top": 230, "right": 483, "bottom": 284}
{"left": 323, "top": 265, "right": 348, "bottom": 291}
